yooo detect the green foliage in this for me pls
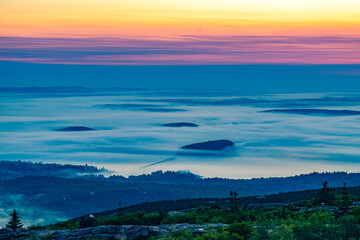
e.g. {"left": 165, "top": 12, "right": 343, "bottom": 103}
{"left": 6, "top": 209, "right": 23, "bottom": 229}
{"left": 97, "top": 211, "right": 166, "bottom": 226}
{"left": 250, "top": 227, "right": 271, "bottom": 240}
{"left": 195, "top": 230, "right": 244, "bottom": 240}
{"left": 28, "top": 224, "right": 47, "bottom": 230}
{"left": 228, "top": 221, "right": 252, "bottom": 239}
{"left": 335, "top": 182, "right": 355, "bottom": 212}
{"left": 352, "top": 206, "right": 360, "bottom": 222}
{"left": 155, "top": 224, "right": 252, "bottom": 240}
{"left": 52, "top": 220, "right": 79, "bottom": 230}
{"left": 161, "top": 212, "right": 198, "bottom": 224}
{"left": 153, "top": 200, "right": 360, "bottom": 240}
{"left": 291, "top": 211, "right": 339, "bottom": 240}
{"left": 338, "top": 215, "right": 360, "bottom": 240}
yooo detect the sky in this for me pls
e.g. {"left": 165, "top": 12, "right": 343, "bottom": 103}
{"left": 0, "top": 0, "right": 360, "bottom": 64}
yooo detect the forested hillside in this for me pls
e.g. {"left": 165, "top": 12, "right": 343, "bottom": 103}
{"left": 1, "top": 161, "right": 360, "bottom": 224}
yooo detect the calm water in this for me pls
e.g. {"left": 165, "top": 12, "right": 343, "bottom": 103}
{"left": 1, "top": 88, "right": 360, "bottom": 178}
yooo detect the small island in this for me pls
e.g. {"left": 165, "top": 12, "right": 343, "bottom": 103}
{"left": 181, "top": 140, "right": 234, "bottom": 151}
{"left": 56, "top": 126, "right": 96, "bottom": 131}
{"left": 162, "top": 122, "right": 199, "bottom": 127}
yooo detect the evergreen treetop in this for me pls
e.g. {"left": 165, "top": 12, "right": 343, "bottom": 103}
{"left": 6, "top": 209, "right": 23, "bottom": 229}
{"left": 314, "top": 181, "right": 335, "bottom": 205}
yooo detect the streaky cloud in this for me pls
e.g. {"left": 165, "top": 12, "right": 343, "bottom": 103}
{"left": 140, "top": 157, "right": 177, "bottom": 169}
{"left": 0, "top": 35, "right": 360, "bottom": 64}
{"left": 262, "top": 109, "right": 360, "bottom": 116}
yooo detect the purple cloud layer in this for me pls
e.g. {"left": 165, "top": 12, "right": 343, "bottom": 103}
{"left": 0, "top": 35, "right": 359, "bottom": 64}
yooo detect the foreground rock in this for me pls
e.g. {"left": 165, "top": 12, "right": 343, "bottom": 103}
{"left": 56, "top": 126, "right": 96, "bottom": 131}
{"left": 182, "top": 140, "right": 234, "bottom": 151}
{"left": 1, "top": 224, "right": 227, "bottom": 240}
{"left": 162, "top": 122, "right": 199, "bottom": 127}
{"left": 0, "top": 228, "right": 17, "bottom": 240}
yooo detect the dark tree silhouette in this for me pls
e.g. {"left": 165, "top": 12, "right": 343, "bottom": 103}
{"left": 338, "top": 182, "right": 352, "bottom": 212}
{"left": 229, "top": 191, "right": 239, "bottom": 211}
{"left": 6, "top": 209, "right": 23, "bottom": 229}
{"left": 314, "top": 181, "right": 335, "bottom": 205}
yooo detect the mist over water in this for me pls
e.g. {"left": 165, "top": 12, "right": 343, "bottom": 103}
{"left": 1, "top": 87, "right": 360, "bottom": 178}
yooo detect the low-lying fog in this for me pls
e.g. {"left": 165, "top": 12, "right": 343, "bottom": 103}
{"left": 1, "top": 88, "right": 360, "bottom": 179}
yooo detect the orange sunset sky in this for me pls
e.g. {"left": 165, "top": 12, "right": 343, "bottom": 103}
{"left": 0, "top": 0, "right": 360, "bottom": 64}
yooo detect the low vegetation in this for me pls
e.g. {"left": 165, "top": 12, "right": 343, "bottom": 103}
{"left": 4, "top": 181, "right": 360, "bottom": 239}
{"left": 36, "top": 181, "right": 359, "bottom": 239}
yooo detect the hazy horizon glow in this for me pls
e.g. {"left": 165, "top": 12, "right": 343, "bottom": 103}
{"left": 1, "top": 0, "right": 360, "bottom": 64}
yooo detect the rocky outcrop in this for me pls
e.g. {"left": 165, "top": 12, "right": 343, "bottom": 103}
{"left": 0, "top": 228, "right": 17, "bottom": 240}
{"left": 35, "top": 225, "right": 162, "bottom": 240}
{"left": 1, "top": 224, "right": 228, "bottom": 240}
{"left": 181, "top": 140, "right": 234, "bottom": 151}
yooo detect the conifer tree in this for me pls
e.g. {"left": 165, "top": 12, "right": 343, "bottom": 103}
{"left": 229, "top": 191, "right": 239, "bottom": 211}
{"left": 339, "top": 182, "right": 352, "bottom": 212}
{"left": 314, "top": 181, "right": 335, "bottom": 205}
{"left": 6, "top": 209, "right": 23, "bottom": 229}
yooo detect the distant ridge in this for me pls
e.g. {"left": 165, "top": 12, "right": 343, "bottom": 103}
{"left": 2, "top": 160, "right": 360, "bottom": 220}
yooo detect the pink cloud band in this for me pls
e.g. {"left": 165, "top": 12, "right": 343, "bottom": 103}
{"left": 0, "top": 35, "right": 359, "bottom": 65}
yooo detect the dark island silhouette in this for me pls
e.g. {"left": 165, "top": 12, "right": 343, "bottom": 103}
{"left": 181, "top": 140, "right": 234, "bottom": 151}
{"left": 56, "top": 126, "right": 96, "bottom": 131}
{"left": 162, "top": 122, "right": 198, "bottom": 127}
{"left": 262, "top": 109, "right": 360, "bottom": 116}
